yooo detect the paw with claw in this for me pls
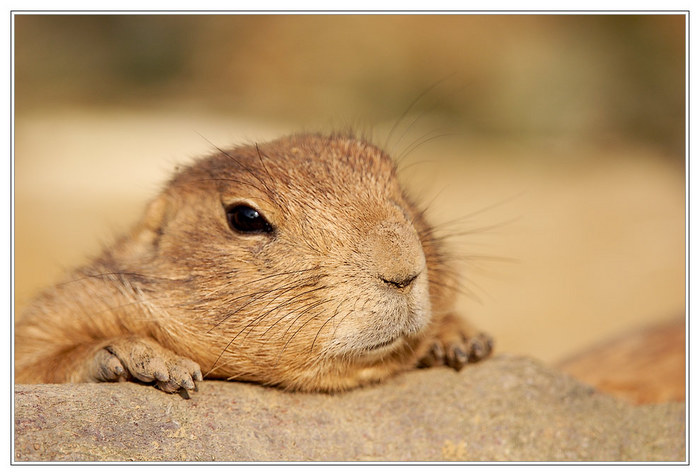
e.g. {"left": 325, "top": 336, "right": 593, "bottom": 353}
{"left": 418, "top": 313, "right": 493, "bottom": 371}
{"left": 91, "top": 336, "right": 203, "bottom": 395}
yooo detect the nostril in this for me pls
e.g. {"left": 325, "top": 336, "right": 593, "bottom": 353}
{"left": 364, "top": 220, "right": 427, "bottom": 292}
{"left": 380, "top": 272, "right": 419, "bottom": 290}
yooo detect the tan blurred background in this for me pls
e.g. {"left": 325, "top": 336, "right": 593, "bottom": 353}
{"left": 14, "top": 15, "right": 685, "bottom": 374}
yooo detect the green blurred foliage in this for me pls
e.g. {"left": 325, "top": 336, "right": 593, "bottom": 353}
{"left": 14, "top": 14, "right": 685, "bottom": 158}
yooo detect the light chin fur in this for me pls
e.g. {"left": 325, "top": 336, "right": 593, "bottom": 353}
{"left": 275, "top": 339, "right": 422, "bottom": 392}
{"left": 323, "top": 278, "right": 432, "bottom": 360}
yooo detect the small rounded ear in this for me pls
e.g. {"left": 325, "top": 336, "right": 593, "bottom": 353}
{"left": 129, "top": 194, "right": 170, "bottom": 250}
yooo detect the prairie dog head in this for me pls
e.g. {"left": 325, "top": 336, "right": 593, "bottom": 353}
{"left": 124, "top": 133, "right": 445, "bottom": 391}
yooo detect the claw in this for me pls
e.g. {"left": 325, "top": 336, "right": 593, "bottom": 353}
{"left": 450, "top": 346, "right": 467, "bottom": 371}
{"left": 468, "top": 340, "right": 484, "bottom": 362}
{"left": 431, "top": 342, "right": 445, "bottom": 362}
{"left": 94, "top": 337, "right": 203, "bottom": 395}
{"left": 417, "top": 314, "right": 493, "bottom": 372}
{"left": 467, "top": 333, "right": 494, "bottom": 362}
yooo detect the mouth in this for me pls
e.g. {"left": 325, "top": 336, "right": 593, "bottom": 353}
{"left": 363, "top": 335, "right": 402, "bottom": 352}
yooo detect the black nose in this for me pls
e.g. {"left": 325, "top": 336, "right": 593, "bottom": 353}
{"left": 380, "top": 272, "right": 419, "bottom": 290}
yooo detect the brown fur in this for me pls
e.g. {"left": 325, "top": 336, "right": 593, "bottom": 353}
{"left": 15, "top": 133, "right": 492, "bottom": 393}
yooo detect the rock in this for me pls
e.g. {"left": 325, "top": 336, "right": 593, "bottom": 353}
{"left": 13, "top": 355, "right": 685, "bottom": 462}
{"left": 557, "top": 317, "right": 686, "bottom": 404}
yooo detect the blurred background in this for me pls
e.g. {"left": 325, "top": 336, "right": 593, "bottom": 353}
{"left": 14, "top": 14, "right": 686, "bottom": 399}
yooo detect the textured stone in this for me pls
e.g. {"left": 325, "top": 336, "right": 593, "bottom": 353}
{"left": 13, "top": 355, "right": 685, "bottom": 462}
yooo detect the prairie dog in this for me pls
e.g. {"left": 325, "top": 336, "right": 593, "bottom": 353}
{"left": 15, "top": 133, "right": 492, "bottom": 393}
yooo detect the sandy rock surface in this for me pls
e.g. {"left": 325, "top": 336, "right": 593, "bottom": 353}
{"left": 13, "top": 355, "right": 685, "bottom": 462}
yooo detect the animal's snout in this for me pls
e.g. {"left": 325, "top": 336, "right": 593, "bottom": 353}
{"left": 362, "top": 221, "right": 426, "bottom": 291}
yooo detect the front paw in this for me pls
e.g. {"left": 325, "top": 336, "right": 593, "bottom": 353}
{"left": 418, "top": 313, "right": 493, "bottom": 371}
{"left": 92, "top": 336, "right": 203, "bottom": 393}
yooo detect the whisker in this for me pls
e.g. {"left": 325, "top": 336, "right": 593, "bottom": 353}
{"left": 205, "top": 282, "right": 328, "bottom": 376}
{"left": 186, "top": 177, "right": 271, "bottom": 198}
{"left": 205, "top": 286, "right": 288, "bottom": 332}
{"left": 279, "top": 298, "right": 333, "bottom": 342}
{"left": 396, "top": 130, "right": 460, "bottom": 163}
{"left": 311, "top": 300, "right": 346, "bottom": 353}
{"left": 204, "top": 268, "right": 325, "bottom": 331}
{"left": 427, "top": 272, "right": 483, "bottom": 302}
{"left": 54, "top": 271, "right": 180, "bottom": 288}
{"left": 447, "top": 253, "right": 519, "bottom": 265}
{"left": 420, "top": 216, "right": 521, "bottom": 243}
{"left": 383, "top": 74, "right": 457, "bottom": 152}
{"left": 419, "top": 193, "right": 525, "bottom": 234}
{"left": 254, "top": 143, "right": 292, "bottom": 216}
{"left": 273, "top": 298, "right": 335, "bottom": 366}
{"left": 254, "top": 285, "right": 330, "bottom": 340}
{"left": 329, "top": 294, "right": 372, "bottom": 348}
{"left": 194, "top": 132, "right": 283, "bottom": 210}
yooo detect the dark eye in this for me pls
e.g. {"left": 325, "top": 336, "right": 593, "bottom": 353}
{"left": 226, "top": 204, "right": 274, "bottom": 234}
